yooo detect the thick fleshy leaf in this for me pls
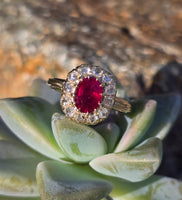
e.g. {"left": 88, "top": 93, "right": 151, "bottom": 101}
{"left": 36, "top": 160, "right": 113, "bottom": 200}
{"left": 94, "top": 122, "right": 121, "bottom": 153}
{"left": 115, "top": 99, "right": 157, "bottom": 153}
{"left": 52, "top": 113, "right": 107, "bottom": 163}
{"left": 0, "top": 118, "right": 18, "bottom": 142}
{"left": 0, "top": 139, "right": 45, "bottom": 197}
{"left": 90, "top": 137, "right": 162, "bottom": 182}
{"left": 29, "top": 79, "right": 61, "bottom": 105}
{"left": 143, "top": 93, "right": 181, "bottom": 140}
{"left": 0, "top": 97, "right": 66, "bottom": 160}
{"left": 113, "top": 111, "right": 128, "bottom": 134}
{"left": 108, "top": 175, "right": 182, "bottom": 200}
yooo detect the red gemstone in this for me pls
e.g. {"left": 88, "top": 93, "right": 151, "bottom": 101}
{"left": 74, "top": 77, "right": 103, "bottom": 113}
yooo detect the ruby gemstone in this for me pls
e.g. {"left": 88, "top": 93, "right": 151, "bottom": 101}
{"left": 74, "top": 77, "right": 103, "bottom": 113}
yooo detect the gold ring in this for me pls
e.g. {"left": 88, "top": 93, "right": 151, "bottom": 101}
{"left": 48, "top": 64, "right": 131, "bottom": 125}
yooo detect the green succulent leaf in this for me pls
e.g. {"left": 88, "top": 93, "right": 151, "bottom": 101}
{"left": 0, "top": 139, "right": 45, "bottom": 197}
{"left": 36, "top": 160, "right": 113, "bottom": 200}
{"left": 0, "top": 97, "right": 66, "bottom": 160}
{"left": 143, "top": 93, "right": 181, "bottom": 140}
{"left": 0, "top": 119, "right": 18, "bottom": 142}
{"left": 52, "top": 113, "right": 107, "bottom": 163}
{"left": 29, "top": 79, "right": 61, "bottom": 105}
{"left": 94, "top": 122, "right": 121, "bottom": 153}
{"left": 115, "top": 99, "right": 157, "bottom": 153}
{"left": 90, "top": 137, "right": 162, "bottom": 182}
{"left": 108, "top": 175, "right": 182, "bottom": 200}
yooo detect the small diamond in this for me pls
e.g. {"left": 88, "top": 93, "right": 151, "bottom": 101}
{"left": 79, "top": 66, "right": 91, "bottom": 75}
{"left": 110, "top": 79, "right": 116, "bottom": 87}
{"left": 103, "top": 75, "right": 112, "bottom": 83}
{"left": 102, "top": 96, "right": 114, "bottom": 109}
{"left": 82, "top": 67, "right": 88, "bottom": 73}
{"left": 99, "top": 107, "right": 109, "bottom": 119}
{"left": 88, "top": 114, "right": 99, "bottom": 124}
{"left": 92, "top": 67, "right": 102, "bottom": 76}
{"left": 104, "top": 85, "right": 116, "bottom": 95}
{"left": 61, "top": 96, "right": 71, "bottom": 107}
{"left": 68, "top": 71, "right": 79, "bottom": 81}
{"left": 76, "top": 113, "right": 86, "bottom": 123}
{"left": 65, "top": 82, "right": 72, "bottom": 91}
{"left": 97, "top": 76, "right": 103, "bottom": 83}
{"left": 65, "top": 107, "right": 76, "bottom": 117}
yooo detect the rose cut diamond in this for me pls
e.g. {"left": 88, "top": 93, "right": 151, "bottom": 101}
{"left": 99, "top": 107, "right": 109, "bottom": 119}
{"left": 68, "top": 71, "right": 80, "bottom": 81}
{"left": 88, "top": 114, "right": 99, "bottom": 124}
{"left": 65, "top": 107, "right": 76, "bottom": 117}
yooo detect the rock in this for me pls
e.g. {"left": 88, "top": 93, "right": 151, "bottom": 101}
{"left": 0, "top": 0, "right": 182, "bottom": 98}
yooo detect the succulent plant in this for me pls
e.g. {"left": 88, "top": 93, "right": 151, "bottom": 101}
{"left": 0, "top": 70, "right": 182, "bottom": 200}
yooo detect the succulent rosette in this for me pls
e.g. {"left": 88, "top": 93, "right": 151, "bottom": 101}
{"left": 0, "top": 68, "right": 182, "bottom": 200}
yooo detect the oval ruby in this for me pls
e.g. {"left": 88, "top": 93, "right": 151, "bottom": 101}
{"left": 74, "top": 77, "right": 103, "bottom": 113}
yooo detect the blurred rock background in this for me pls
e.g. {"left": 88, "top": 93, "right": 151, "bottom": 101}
{"left": 0, "top": 0, "right": 182, "bottom": 179}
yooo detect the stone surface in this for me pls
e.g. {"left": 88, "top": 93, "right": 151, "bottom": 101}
{"left": 0, "top": 0, "right": 182, "bottom": 179}
{"left": 0, "top": 0, "right": 182, "bottom": 98}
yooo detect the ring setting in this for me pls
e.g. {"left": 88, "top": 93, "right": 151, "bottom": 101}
{"left": 48, "top": 64, "right": 131, "bottom": 125}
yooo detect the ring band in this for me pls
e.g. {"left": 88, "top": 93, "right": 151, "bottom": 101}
{"left": 48, "top": 64, "right": 131, "bottom": 125}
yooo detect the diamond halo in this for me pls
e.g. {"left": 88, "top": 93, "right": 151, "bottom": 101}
{"left": 60, "top": 64, "right": 117, "bottom": 125}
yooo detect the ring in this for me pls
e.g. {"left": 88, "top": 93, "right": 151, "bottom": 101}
{"left": 48, "top": 64, "right": 131, "bottom": 125}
